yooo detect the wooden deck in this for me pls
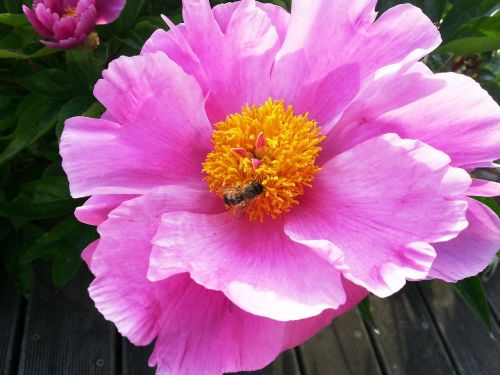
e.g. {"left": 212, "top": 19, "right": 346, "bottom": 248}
{"left": 1, "top": 264, "right": 500, "bottom": 375}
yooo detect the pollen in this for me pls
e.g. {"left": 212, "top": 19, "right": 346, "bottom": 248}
{"left": 62, "top": 6, "right": 78, "bottom": 18}
{"left": 202, "top": 99, "right": 325, "bottom": 221}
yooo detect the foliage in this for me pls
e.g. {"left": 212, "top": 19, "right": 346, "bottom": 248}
{"left": 0, "top": 0, "right": 498, "bottom": 330}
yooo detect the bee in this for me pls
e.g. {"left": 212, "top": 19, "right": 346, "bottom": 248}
{"left": 222, "top": 182, "right": 264, "bottom": 216}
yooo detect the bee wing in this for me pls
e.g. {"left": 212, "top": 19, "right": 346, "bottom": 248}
{"left": 221, "top": 185, "right": 244, "bottom": 195}
{"left": 232, "top": 201, "right": 249, "bottom": 219}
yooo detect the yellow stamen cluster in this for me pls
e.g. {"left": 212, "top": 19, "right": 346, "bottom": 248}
{"left": 63, "top": 7, "right": 78, "bottom": 18}
{"left": 203, "top": 99, "right": 325, "bottom": 221}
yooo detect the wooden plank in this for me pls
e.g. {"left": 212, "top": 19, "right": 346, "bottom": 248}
{"left": 484, "top": 265, "right": 500, "bottom": 318}
{"left": 296, "top": 308, "right": 383, "bottom": 375}
{"left": 122, "top": 341, "right": 155, "bottom": 375}
{"left": 421, "top": 279, "right": 500, "bottom": 375}
{"left": 17, "top": 265, "right": 116, "bottom": 375}
{"left": 332, "top": 309, "right": 383, "bottom": 375}
{"left": 0, "top": 270, "right": 23, "bottom": 375}
{"left": 295, "top": 308, "right": 382, "bottom": 375}
{"left": 296, "top": 319, "right": 351, "bottom": 375}
{"left": 369, "top": 284, "right": 456, "bottom": 375}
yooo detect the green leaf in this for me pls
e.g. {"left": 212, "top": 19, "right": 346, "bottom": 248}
{"left": 13, "top": 69, "right": 74, "bottom": 98}
{"left": 452, "top": 276, "right": 492, "bottom": 332}
{"left": 376, "top": 0, "right": 446, "bottom": 22}
{"left": 14, "top": 176, "right": 70, "bottom": 202}
{"left": 65, "top": 49, "right": 106, "bottom": 91}
{"left": 0, "top": 113, "right": 16, "bottom": 132}
{"left": 56, "top": 96, "right": 95, "bottom": 139}
{"left": 0, "top": 217, "right": 11, "bottom": 241}
{"left": 113, "top": 0, "right": 148, "bottom": 36}
{"left": 438, "top": 13, "right": 500, "bottom": 54}
{"left": 0, "top": 46, "right": 59, "bottom": 59}
{"left": 22, "top": 217, "right": 97, "bottom": 264}
{"left": 82, "top": 101, "right": 105, "bottom": 118}
{"left": 3, "top": 222, "right": 44, "bottom": 295}
{"left": 455, "top": 14, "right": 500, "bottom": 38}
{"left": 0, "top": 94, "right": 58, "bottom": 165}
{"left": 0, "top": 200, "right": 76, "bottom": 219}
{"left": 357, "top": 296, "right": 380, "bottom": 333}
{"left": 0, "top": 177, "right": 77, "bottom": 219}
{"left": 51, "top": 220, "right": 98, "bottom": 287}
{"left": 0, "top": 47, "right": 26, "bottom": 58}
{"left": 438, "top": 35, "right": 500, "bottom": 54}
{"left": 0, "top": 13, "right": 29, "bottom": 27}
{"left": 3, "top": 0, "right": 22, "bottom": 13}
{"left": 440, "top": 0, "right": 499, "bottom": 42}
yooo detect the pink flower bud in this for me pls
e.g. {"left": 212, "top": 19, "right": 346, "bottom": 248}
{"left": 23, "top": 0, "right": 125, "bottom": 49}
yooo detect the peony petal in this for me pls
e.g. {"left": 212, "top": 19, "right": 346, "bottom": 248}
{"left": 285, "top": 134, "right": 470, "bottom": 297}
{"left": 428, "top": 198, "right": 500, "bottom": 282}
{"left": 43, "top": 0, "right": 63, "bottom": 14}
{"left": 212, "top": 0, "right": 290, "bottom": 45}
{"left": 94, "top": 0, "right": 125, "bottom": 24}
{"left": 89, "top": 186, "right": 222, "bottom": 345}
{"left": 34, "top": 2, "right": 59, "bottom": 32}
{"left": 81, "top": 239, "right": 98, "bottom": 269}
{"left": 179, "top": 0, "right": 279, "bottom": 122}
{"left": 273, "top": 62, "right": 361, "bottom": 133}
{"left": 58, "top": 35, "right": 86, "bottom": 48}
{"left": 271, "top": 2, "right": 440, "bottom": 129}
{"left": 466, "top": 179, "right": 500, "bottom": 198}
{"left": 52, "top": 14, "right": 77, "bottom": 40}
{"left": 150, "top": 212, "right": 346, "bottom": 321}
{"left": 23, "top": 5, "right": 54, "bottom": 39}
{"left": 323, "top": 64, "right": 500, "bottom": 168}
{"left": 40, "top": 39, "right": 63, "bottom": 48}
{"left": 141, "top": 24, "right": 204, "bottom": 90}
{"left": 63, "top": 0, "right": 78, "bottom": 8}
{"left": 142, "top": 0, "right": 288, "bottom": 111}
{"left": 88, "top": 184, "right": 366, "bottom": 374}
{"left": 75, "top": 4, "right": 97, "bottom": 36}
{"left": 61, "top": 52, "right": 212, "bottom": 198}
{"left": 75, "top": 194, "right": 138, "bottom": 225}
{"left": 149, "top": 275, "right": 366, "bottom": 375}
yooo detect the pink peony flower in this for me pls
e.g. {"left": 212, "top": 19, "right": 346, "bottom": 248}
{"left": 60, "top": 0, "right": 500, "bottom": 373}
{"left": 23, "top": 0, "right": 125, "bottom": 49}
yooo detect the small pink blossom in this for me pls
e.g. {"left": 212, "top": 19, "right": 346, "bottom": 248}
{"left": 23, "top": 0, "right": 125, "bottom": 49}
{"left": 60, "top": 0, "right": 500, "bottom": 374}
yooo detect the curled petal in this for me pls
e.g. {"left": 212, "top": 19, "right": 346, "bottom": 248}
{"left": 145, "top": 0, "right": 280, "bottom": 122}
{"left": 75, "top": 194, "right": 138, "bottom": 225}
{"left": 81, "top": 239, "right": 99, "bottom": 269}
{"left": 150, "top": 213, "right": 346, "bottom": 321}
{"left": 323, "top": 64, "right": 500, "bottom": 168}
{"left": 285, "top": 134, "right": 470, "bottom": 297}
{"left": 466, "top": 179, "right": 500, "bottom": 197}
{"left": 272, "top": 2, "right": 440, "bottom": 129}
{"left": 94, "top": 0, "right": 125, "bottom": 24}
{"left": 212, "top": 1, "right": 290, "bottom": 44}
{"left": 428, "top": 198, "right": 500, "bottom": 282}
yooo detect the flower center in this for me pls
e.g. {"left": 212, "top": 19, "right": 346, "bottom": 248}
{"left": 203, "top": 99, "right": 325, "bottom": 221}
{"left": 62, "top": 6, "right": 78, "bottom": 18}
